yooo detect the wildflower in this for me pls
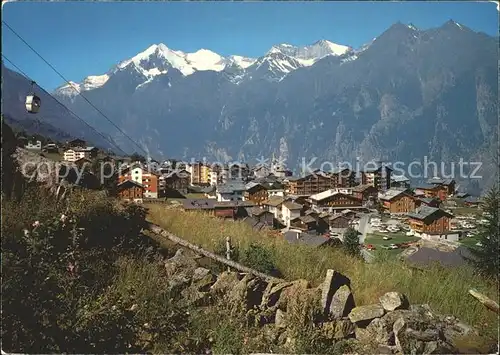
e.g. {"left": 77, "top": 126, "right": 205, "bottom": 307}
{"left": 112, "top": 305, "right": 117, "bottom": 311}
{"left": 23, "top": 229, "right": 29, "bottom": 237}
{"left": 60, "top": 214, "right": 67, "bottom": 222}
{"left": 129, "top": 304, "right": 138, "bottom": 311}
{"left": 32, "top": 221, "right": 40, "bottom": 228}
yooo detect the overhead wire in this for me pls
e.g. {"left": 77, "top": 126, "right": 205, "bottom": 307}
{"left": 2, "top": 20, "right": 153, "bottom": 159}
{"left": 2, "top": 54, "right": 125, "bottom": 155}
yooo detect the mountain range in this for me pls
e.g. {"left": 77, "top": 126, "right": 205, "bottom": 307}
{"left": 2, "top": 20, "right": 498, "bottom": 190}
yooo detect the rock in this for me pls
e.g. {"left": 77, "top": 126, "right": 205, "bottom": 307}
{"left": 393, "top": 316, "right": 457, "bottom": 355}
{"left": 320, "top": 269, "right": 351, "bottom": 316}
{"left": 166, "top": 273, "right": 191, "bottom": 293}
{"left": 261, "top": 281, "right": 293, "bottom": 308}
{"left": 210, "top": 271, "right": 241, "bottom": 296}
{"left": 379, "top": 292, "right": 409, "bottom": 311}
{"left": 330, "top": 285, "right": 355, "bottom": 319}
{"left": 355, "top": 317, "right": 392, "bottom": 345}
{"left": 164, "top": 249, "right": 198, "bottom": 277}
{"left": 276, "top": 279, "right": 310, "bottom": 310}
{"left": 275, "top": 309, "right": 287, "bottom": 328}
{"left": 348, "top": 304, "right": 385, "bottom": 325}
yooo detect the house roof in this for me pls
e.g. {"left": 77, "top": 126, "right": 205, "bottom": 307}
{"left": 217, "top": 181, "right": 247, "bottom": 194}
{"left": 309, "top": 189, "right": 351, "bottom": 202}
{"left": 427, "top": 178, "right": 455, "bottom": 186}
{"left": 215, "top": 200, "right": 255, "bottom": 208}
{"left": 182, "top": 199, "right": 217, "bottom": 210}
{"left": 76, "top": 146, "right": 97, "bottom": 152}
{"left": 406, "top": 246, "right": 473, "bottom": 268}
{"left": 407, "top": 206, "right": 453, "bottom": 220}
{"left": 117, "top": 179, "right": 144, "bottom": 189}
{"left": 282, "top": 201, "right": 303, "bottom": 210}
{"left": 455, "top": 192, "right": 470, "bottom": 198}
{"left": 329, "top": 214, "right": 350, "bottom": 221}
{"left": 352, "top": 184, "right": 376, "bottom": 193}
{"left": 262, "top": 196, "right": 286, "bottom": 207}
{"left": 379, "top": 188, "right": 411, "bottom": 201}
{"left": 415, "top": 182, "right": 439, "bottom": 190}
{"left": 297, "top": 215, "right": 316, "bottom": 224}
{"left": 243, "top": 216, "right": 268, "bottom": 231}
{"left": 284, "top": 231, "right": 331, "bottom": 247}
{"left": 391, "top": 175, "right": 410, "bottom": 183}
{"left": 246, "top": 207, "right": 270, "bottom": 217}
{"left": 418, "top": 197, "right": 439, "bottom": 205}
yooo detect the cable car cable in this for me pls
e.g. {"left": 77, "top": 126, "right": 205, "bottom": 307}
{"left": 2, "top": 20, "right": 153, "bottom": 159}
{"left": 2, "top": 54, "right": 126, "bottom": 155}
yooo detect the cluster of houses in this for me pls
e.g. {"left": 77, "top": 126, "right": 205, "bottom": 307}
{"left": 115, "top": 158, "right": 473, "bottom": 247}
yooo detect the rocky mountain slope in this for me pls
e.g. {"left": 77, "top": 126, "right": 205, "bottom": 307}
{"left": 5, "top": 21, "right": 498, "bottom": 188}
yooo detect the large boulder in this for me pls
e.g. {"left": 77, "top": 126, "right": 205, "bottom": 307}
{"left": 320, "top": 269, "right": 352, "bottom": 317}
{"left": 210, "top": 271, "right": 241, "bottom": 296}
{"left": 330, "top": 285, "right": 355, "bottom": 319}
{"left": 348, "top": 304, "right": 385, "bottom": 326}
{"left": 379, "top": 292, "right": 409, "bottom": 312}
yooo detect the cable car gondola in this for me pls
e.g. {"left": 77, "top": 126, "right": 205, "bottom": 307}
{"left": 25, "top": 81, "right": 41, "bottom": 114}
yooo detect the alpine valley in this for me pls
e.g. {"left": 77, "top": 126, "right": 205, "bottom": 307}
{"left": 3, "top": 21, "right": 498, "bottom": 188}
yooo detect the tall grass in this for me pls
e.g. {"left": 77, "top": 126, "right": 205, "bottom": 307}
{"left": 147, "top": 204, "right": 499, "bottom": 340}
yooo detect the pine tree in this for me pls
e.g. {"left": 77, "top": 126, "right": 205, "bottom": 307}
{"left": 343, "top": 227, "right": 361, "bottom": 257}
{"left": 467, "top": 186, "right": 499, "bottom": 279}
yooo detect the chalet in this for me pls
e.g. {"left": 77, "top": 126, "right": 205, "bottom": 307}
{"left": 328, "top": 214, "right": 352, "bottom": 229}
{"left": 262, "top": 196, "right": 286, "bottom": 220}
{"left": 379, "top": 188, "right": 417, "bottom": 214}
{"left": 285, "top": 173, "right": 335, "bottom": 195}
{"left": 67, "top": 138, "right": 86, "bottom": 148}
{"left": 161, "top": 170, "right": 190, "bottom": 195}
{"left": 361, "top": 163, "right": 392, "bottom": 192}
{"left": 245, "top": 207, "right": 274, "bottom": 226}
{"left": 416, "top": 197, "right": 440, "bottom": 208}
{"left": 290, "top": 215, "right": 317, "bottom": 231}
{"left": 414, "top": 183, "right": 448, "bottom": 201}
{"left": 63, "top": 147, "right": 98, "bottom": 162}
{"left": 117, "top": 179, "right": 145, "bottom": 203}
{"left": 308, "top": 190, "right": 362, "bottom": 212}
{"left": 282, "top": 201, "right": 303, "bottom": 227}
{"left": 244, "top": 182, "right": 269, "bottom": 205}
{"left": 352, "top": 184, "right": 378, "bottom": 203}
{"left": 407, "top": 207, "right": 454, "bottom": 236}
{"left": 391, "top": 175, "right": 410, "bottom": 189}
{"left": 216, "top": 180, "right": 246, "bottom": 202}
{"left": 214, "top": 200, "right": 255, "bottom": 219}
{"left": 120, "top": 164, "right": 160, "bottom": 198}
{"left": 427, "top": 178, "right": 456, "bottom": 196}
{"left": 330, "top": 167, "right": 356, "bottom": 187}
{"left": 243, "top": 216, "right": 269, "bottom": 231}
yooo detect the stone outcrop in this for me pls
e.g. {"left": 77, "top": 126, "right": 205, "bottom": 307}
{"left": 162, "top": 248, "right": 477, "bottom": 354}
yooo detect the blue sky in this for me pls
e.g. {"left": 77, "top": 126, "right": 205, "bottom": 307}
{"left": 2, "top": 1, "right": 498, "bottom": 91}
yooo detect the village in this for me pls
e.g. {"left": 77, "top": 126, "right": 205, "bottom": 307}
{"left": 18, "top": 135, "right": 485, "bottom": 267}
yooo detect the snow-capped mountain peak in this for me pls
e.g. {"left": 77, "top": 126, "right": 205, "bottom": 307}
{"left": 265, "top": 39, "right": 352, "bottom": 67}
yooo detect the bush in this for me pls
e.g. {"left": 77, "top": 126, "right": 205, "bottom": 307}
{"left": 343, "top": 227, "right": 361, "bottom": 257}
